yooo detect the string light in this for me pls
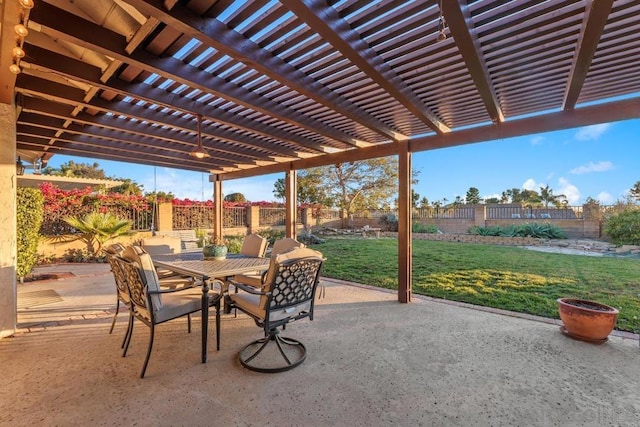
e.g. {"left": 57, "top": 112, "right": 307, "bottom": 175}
{"left": 14, "top": 23, "right": 28, "bottom": 37}
{"left": 12, "top": 46, "right": 25, "bottom": 58}
{"left": 18, "top": 0, "right": 34, "bottom": 9}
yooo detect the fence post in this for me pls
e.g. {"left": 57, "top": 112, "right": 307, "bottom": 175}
{"left": 473, "top": 204, "right": 486, "bottom": 227}
{"left": 248, "top": 205, "right": 260, "bottom": 233}
{"left": 156, "top": 202, "right": 173, "bottom": 232}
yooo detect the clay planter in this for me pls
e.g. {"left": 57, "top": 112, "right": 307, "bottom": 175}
{"left": 202, "top": 244, "right": 228, "bottom": 260}
{"left": 557, "top": 298, "right": 619, "bottom": 344}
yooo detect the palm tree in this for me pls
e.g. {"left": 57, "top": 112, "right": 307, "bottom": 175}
{"left": 539, "top": 185, "right": 567, "bottom": 207}
{"left": 63, "top": 212, "right": 132, "bottom": 255}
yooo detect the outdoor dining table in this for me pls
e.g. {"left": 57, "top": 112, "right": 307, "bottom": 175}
{"left": 153, "top": 254, "right": 271, "bottom": 363}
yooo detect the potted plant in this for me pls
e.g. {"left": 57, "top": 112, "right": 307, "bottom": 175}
{"left": 202, "top": 236, "right": 228, "bottom": 260}
{"left": 557, "top": 298, "right": 619, "bottom": 344}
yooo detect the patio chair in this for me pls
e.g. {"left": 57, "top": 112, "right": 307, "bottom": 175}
{"left": 116, "top": 250, "right": 221, "bottom": 378}
{"left": 240, "top": 233, "right": 269, "bottom": 257}
{"left": 224, "top": 247, "right": 324, "bottom": 373}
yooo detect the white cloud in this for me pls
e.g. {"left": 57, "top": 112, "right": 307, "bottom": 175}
{"left": 569, "top": 161, "right": 614, "bottom": 175}
{"left": 522, "top": 178, "right": 540, "bottom": 191}
{"left": 530, "top": 136, "right": 545, "bottom": 145}
{"left": 574, "top": 123, "right": 611, "bottom": 141}
{"left": 557, "top": 177, "right": 580, "bottom": 205}
{"left": 596, "top": 192, "right": 614, "bottom": 204}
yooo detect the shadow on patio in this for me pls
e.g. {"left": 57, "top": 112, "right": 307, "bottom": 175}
{"left": 1, "top": 264, "right": 638, "bottom": 426}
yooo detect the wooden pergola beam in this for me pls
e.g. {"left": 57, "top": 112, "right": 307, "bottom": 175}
{"left": 280, "top": 0, "right": 449, "bottom": 135}
{"left": 125, "top": 0, "right": 398, "bottom": 143}
{"left": 28, "top": 2, "right": 364, "bottom": 150}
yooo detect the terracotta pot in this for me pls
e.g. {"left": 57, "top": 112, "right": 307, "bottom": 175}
{"left": 557, "top": 298, "right": 619, "bottom": 343}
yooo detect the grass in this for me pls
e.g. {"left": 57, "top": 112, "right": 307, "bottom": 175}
{"left": 310, "top": 238, "right": 640, "bottom": 333}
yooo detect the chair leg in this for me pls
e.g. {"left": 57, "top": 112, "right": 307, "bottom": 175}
{"left": 121, "top": 311, "right": 133, "bottom": 349}
{"left": 188, "top": 313, "right": 191, "bottom": 333}
{"left": 109, "top": 299, "right": 120, "bottom": 334}
{"left": 239, "top": 329, "right": 307, "bottom": 373}
{"left": 140, "top": 323, "right": 155, "bottom": 379}
{"left": 215, "top": 298, "right": 221, "bottom": 351}
{"left": 122, "top": 314, "right": 134, "bottom": 357}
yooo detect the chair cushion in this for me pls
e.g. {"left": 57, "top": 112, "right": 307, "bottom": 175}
{"left": 270, "top": 238, "right": 304, "bottom": 256}
{"left": 229, "top": 292, "right": 264, "bottom": 320}
{"left": 240, "top": 233, "right": 268, "bottom": 257}
{"left": 154, "top": 287, "right": 216, "bottom": 324}
{"left": 122, "top": 245, "right": 163, "bottom": 311}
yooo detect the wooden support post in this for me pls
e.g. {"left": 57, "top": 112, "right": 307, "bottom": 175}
{"left": 213, "top": 176, "right": 222, "bottom": 242}
{"left": 285, "top": 166, "right": 297, "bottom": 239}
{"left": 398, "top": 140, "right": 412, "bottom": 303}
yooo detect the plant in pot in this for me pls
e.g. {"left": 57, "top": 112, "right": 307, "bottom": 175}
{"left": 557, "top": 298, "right": 619, "bottom": 344}
{"left": 202, "top": 236, "right": 228, "bottom": 260}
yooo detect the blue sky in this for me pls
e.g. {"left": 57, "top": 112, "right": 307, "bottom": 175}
{"left": 46, "top": 118, "right": 640, "bottom": 206}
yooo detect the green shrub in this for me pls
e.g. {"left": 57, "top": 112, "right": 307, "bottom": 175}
{"left": 605, "top": 209, "right": 640, "bottom": 245}
{"left": 468, "top": 223, "right": 567, "bottom": 239}
{"left": 224, "top": 235, "right": 243, "bottom": 253}
{"left": 413, "top": 223, "right": 439, "bottom": 233}
{"left": 17, "top": 188, "right": 44, "bottom": 279}
{"left": 378, "top": 214, "right": 398, "bottom": 231}
{"left": 468, "top": 225, "right": 502, "bottom": 236}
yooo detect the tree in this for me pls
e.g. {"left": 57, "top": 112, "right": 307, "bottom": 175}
{"left": 42, "top": 160, "right": 108, "bottom": 179}
{"left": 62, "top": 212, "right": 132, "bottom": 256}
{"left": 501, "top": 188, "right": 541, "bottom": 205}
{"left": 539, "top": 185, "right": 567, "bottom": 207}
{"left": 412, "top": 189, "right": 420, "bottom": 208}
{"left": 629, "top": 180, "right": 640, "bottom": 203}
{"left": 419, "top": 197, "right": 429, "bottom": 208}
{"left": 484, "top": 197, "right": 501, "bottom": 204}
{"left": 224, "top": 192, "right": 247, "bottom": 203}
{"left": 272, "top": 169, "right": 332, "bottom": 205}
{"left": 111, "top": 179, "right": 143, "bottom": 196}
{"left": 465, "top": 187, "right": 481, "bottom": 204}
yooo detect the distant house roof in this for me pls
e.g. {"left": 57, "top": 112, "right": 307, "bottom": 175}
{"left": 17, "top": 174, "right": 124, "bottom": 191}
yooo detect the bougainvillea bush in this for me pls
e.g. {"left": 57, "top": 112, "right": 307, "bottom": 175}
{"left": 40, "top": 183, "right": 150, "bottom": 235}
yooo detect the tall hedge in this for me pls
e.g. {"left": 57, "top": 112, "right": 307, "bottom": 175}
{"left": 604, "top": 208, "right": 640, "bottom": 245}
{"left": 17, "top": 187, "right": 44, "bottom": 279}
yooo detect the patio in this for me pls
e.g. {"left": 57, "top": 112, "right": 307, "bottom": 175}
{"left": 1, "top": 263, "right": 638, "bottom": 426}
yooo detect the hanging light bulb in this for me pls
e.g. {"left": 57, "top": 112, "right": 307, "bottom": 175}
{"left": 189, "top": 114, "right": 210, "bottom": 159}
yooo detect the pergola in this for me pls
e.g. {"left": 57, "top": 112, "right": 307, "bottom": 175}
{"left": 1, "top": 0, "right": 640, "bottom": 335}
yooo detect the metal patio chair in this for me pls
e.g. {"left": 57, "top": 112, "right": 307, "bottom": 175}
{"left": 115, "top": 252, "right": 221, "bottom": 378}
{"left": 225, "top": 247, "right": 324, "bottom": 373}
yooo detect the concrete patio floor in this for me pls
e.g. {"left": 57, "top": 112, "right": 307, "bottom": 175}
{"left": 1, "top": 263, "right": 639, "bottom": 426}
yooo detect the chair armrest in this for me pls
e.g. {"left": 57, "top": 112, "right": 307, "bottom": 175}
{"left": 227, "top": 279, "right": 270, "bottom": 296}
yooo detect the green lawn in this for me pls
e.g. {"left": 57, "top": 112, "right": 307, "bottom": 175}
{"left": 310, "top": 238, "right": 640, "bottom": 333}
